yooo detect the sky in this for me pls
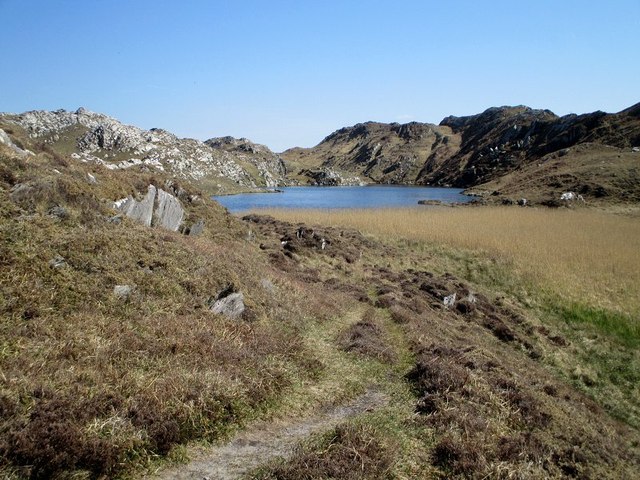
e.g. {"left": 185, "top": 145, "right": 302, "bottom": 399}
{"left": 1, "top": 0, "right": 639, "bottom": 152}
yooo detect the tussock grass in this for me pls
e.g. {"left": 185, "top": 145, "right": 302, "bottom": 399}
{"left": 257, "top": 207, "right": 640, "bottom": 316}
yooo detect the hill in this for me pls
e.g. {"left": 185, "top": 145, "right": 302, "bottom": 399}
{"left": 0, "top": 108, "right": 289, "bottom": 195}
{"left": 281, "top": 103, "right": 640, "bottom": 205}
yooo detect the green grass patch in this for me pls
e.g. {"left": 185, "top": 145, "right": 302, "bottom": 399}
{"left": 554, "top": 303, "right": 639, "bottom": 347}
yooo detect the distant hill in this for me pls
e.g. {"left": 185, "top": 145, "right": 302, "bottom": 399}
{"left": 281, "top": 103, "right": 640, "bottom": 204}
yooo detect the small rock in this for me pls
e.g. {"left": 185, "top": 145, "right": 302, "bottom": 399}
{"left": 113, "top": 284, "right": 133, "bottom": 300}
{"left": 9, "top": 183, "right": 33, "bottom": 201}
{"left": 49, "top": 255, "right": 67, "bottom": 269}
{"left": 210, "top": 292, "right": 245, "bottom": 320}
{"left": 188, "top": 220, "right": 205, "bottom": 236}
{"left": 517, "top": 198, "right": 528, "bottom": 206}
{"left": 108, "top": 214, "right": 123, "bottom": 224}
{"left": 260, "top": 278, "right": 276, "bottom": 295}
{"left": 87, "top": 173, "right": 97, "bottom": 184}
{"left": 443, "top": 293, "right": 456, "bottom": 309}
{"left": 48, "top": 206, "right": 69, "bottom": 220}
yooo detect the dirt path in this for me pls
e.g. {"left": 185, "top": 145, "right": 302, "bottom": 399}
{"left": 148, "top": 388, "right": 388, "bottom": 480}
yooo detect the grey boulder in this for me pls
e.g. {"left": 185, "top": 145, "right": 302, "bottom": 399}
{"left": 210, "top": 292, "right": 245, "bottom": 320}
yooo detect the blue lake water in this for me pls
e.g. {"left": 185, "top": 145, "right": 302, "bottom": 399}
{"left": 214, "top": 185, "right": 472, "bottom": 213}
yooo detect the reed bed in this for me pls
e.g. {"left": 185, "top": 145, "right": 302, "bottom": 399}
{"left": 256, "top": 207, "right": 640, "bottom": 316}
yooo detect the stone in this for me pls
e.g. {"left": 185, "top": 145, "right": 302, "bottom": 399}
{"left": 9, "top": 183, "right": 34, "bottom": 202}
{"left": 210, "top": 292, "right": 245, "bottom": 320}
{"left": 113, "top": 284, "right": 133, "bottom": 300}
{"left": 260, "top": 278, "right": 276, "bottom": 295}
{"left": 115, "top": 185, "right": 184, "bottom": 231}
{"left": 49, "top": 255, "right": 67, "bottom": 269}
{"left": 560, "top": 192, "right": 585, "bottom": 202}
{"left": 517, "top": 198, "right": 528, "bottom": 206}
{"left": 119, "top": 185, "right": 156, "bottom": 227}
{"left": 0, "top": 128, "right": 32, "bottom": 157}
{"left": 87, "top": 173, "right": 97, "bottom": 184}
{"left": 154, "top": 188, "right": 184, "bottom": 231}
{"left": 48, "top": 206, "right": 69, "bottom": 219}
{"left": 443, "top": 293, "right": 456, "bottom": 309}
{"left": 188, "top": 220, "right": 205, "bottom": 236}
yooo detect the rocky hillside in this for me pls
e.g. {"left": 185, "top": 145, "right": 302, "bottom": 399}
{"left": 0, "top": 108, "right": 289, "bottom": 194}
{"left": 282, "top": 103, "right": 640, "bottom": 203}
{"left": 282, "top": 121, "right": 460, "bottom": 185}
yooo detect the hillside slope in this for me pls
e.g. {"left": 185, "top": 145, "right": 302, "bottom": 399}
{"left": 0, "top": 108, "right": 289, "bottom": 194}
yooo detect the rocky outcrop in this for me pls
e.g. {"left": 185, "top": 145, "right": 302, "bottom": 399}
{"left": 1, "top": 108, "right": 289, "bottom": 192}
{"left": 114, "top": 185, "right": 185, "bottom": 231}
{"left": 424, "top": 104, "right": 640, "bottom": 188}
{"left": 155, "top": 188, "right": 184, "bottom": 231}
{"left": 281, "top": 121, "right": 457, "bottom": 185}
{"left": 298, "top": 168, "right": 364, "bottom": 186}
{"left": 205, "top": 136, "right": 288, "bottom": 188}
{"left": 0, "top": 128, "right": 33, "bottom": 157}
{"left": 117, "top": 185, "right": 156, "bottom": 227}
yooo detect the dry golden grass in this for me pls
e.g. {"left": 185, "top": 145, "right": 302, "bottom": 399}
{"left": 256, "top": 207, "right": 640, "bottom": 316}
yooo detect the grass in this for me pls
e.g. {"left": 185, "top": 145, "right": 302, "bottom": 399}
{"left": 2, "top": 130, "right": 640, "bottom": 477}
{"left": 553, "top": 303, "right": 640, "bottom": 347}
{"left": 255, "top": 206, "right": 640, "bottom": 317}
{"left": 0, "top": 142, "right": 331, "bottom": 478}
{"left": 252, "top": 206, "right": 640, "bottom": 438}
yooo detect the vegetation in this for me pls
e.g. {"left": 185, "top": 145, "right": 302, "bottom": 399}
{"left": 249, "top": 206, "right": 640, "bottom": 477}
{"left": 1, "top": 125, "right": 639, "bottom": 478}
{"left": 257, "top": 206, "right": 640, "bottom": 316}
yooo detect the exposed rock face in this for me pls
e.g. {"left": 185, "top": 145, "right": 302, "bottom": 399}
{"left": 298, "top": 168, "right": 364, "bottom": 186}
{"left": 0, "top": 128, "right": 33, "bottom": 157}
{"left": 205, "top": 136, "right": 288, "bottom": 188}
{"left": 155, "top": 188, "right": 184, "bottom": 231}
{"left": 115, "top": 185, "right": 185, "bottom": 231}
{"left": 118, "top": 185, "right": 156, "bottom": 227}
{"left": 2, "top": 108, "right": 289, "bottom": 192}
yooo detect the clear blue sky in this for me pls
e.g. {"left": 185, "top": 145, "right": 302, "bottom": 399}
{"left": 1, "top": 0, "right": 638, "bottom": 151}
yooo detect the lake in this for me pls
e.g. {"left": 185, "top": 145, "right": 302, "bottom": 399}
{"left": 214, "top": 185, "right": 472, "bottom": 213}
